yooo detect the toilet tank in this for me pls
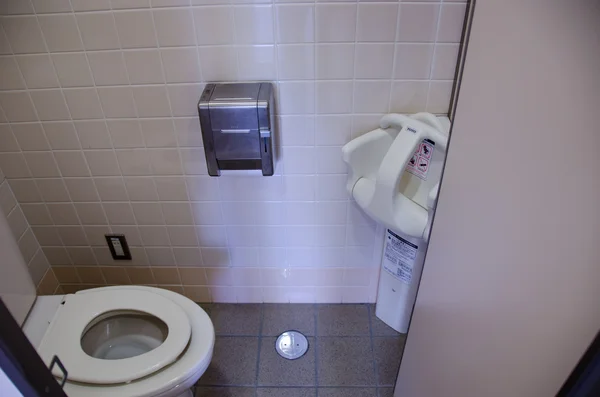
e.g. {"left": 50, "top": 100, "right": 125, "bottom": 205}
{"left": 0, "top": 206, "right": 36, "bottom": 325}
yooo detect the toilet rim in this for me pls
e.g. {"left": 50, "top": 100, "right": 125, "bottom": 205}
{"left": 60, "top": 286, "right": 215, "bottom": 397}
{"left": 38, "top": 289, "right": 192, "bottom": 385}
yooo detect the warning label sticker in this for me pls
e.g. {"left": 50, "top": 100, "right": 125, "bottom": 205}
{"left": 406, "top": 139, "right": 434, "bottom": 180}
{"left": 382, "top": 229, "right": 418, "bottom": 285}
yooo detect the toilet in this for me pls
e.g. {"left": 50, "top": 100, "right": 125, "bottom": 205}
{"left": 22, "top": 285, "right": 215, "bottom": 397}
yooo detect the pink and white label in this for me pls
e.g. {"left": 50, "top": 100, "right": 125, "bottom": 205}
{"left": 406, "top": 139, "right": 434, "bottom": 180}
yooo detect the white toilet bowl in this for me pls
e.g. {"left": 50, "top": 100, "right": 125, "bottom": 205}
{"left": 23, "top": 285, "right": 214, "bottom": 397}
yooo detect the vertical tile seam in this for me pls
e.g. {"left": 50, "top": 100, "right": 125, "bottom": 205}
{"left": 115, "top": 4, "right": 178, "bottom": 269}
{"left": 69, "top": 0, "right": 131, "bottom": 272}
{"left": 149, "top": 0, "right": 203, "bottom": 275}
{"left": 425, "top": 2, "right": 444, "bottom": 111}
{"left": 366, "top": 303, "right": 380, "bottom": 388}
{"left": 387, "top": 2, "right": 402, "bottom": 113}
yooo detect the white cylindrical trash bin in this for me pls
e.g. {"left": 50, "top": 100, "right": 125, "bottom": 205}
{"left": 376, "top": 228, "right": 428, "bottom": 333}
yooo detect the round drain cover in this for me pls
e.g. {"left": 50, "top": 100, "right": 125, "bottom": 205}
{"left": 275, "top": 331, "right": 308, "bottom": 360}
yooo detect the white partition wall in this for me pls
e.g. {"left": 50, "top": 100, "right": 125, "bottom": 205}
{"left": 395, "top": 1, "right": 600, "bottom": 396}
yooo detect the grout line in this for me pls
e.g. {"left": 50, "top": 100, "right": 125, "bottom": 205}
{"left": 254, "top": 303, "right": 265, "bottom": 387}
{"left": 425, "top": 2, "right": 445, "bottom": 112}
{"left": 387, "top": 2, "right": 402, "bottom": 113}
{"left": 367, "top": 303, "right": 380, "bottom": 388}
{"left": 314, "top": 302, "right": 319, "bottom": 395}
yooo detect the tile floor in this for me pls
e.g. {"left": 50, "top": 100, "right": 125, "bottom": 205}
{"left": 194, "top": 304, "right": 405, "bottom": 397}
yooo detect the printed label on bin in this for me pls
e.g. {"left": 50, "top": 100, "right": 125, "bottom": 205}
{"left": 382, "top": 229, "right": 418, "bottom": 285}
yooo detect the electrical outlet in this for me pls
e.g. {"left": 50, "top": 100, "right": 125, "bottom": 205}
{"left": 105, "top": 234, "right": 132, "bottom": 260}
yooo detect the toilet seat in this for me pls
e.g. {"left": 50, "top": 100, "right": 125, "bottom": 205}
{"left": 37, "top": 289, "right": 191, "bottom": 385}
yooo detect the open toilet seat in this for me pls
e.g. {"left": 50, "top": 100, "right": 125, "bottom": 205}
{"left": 37, "top": 289, "right": 192, "bottom": 385}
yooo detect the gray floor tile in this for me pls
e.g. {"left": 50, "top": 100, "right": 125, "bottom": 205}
{"left": 318, "top": 388, "right": 377, "bottom": 397}
{"left": 257, "top": 388, "right": 316, "bottom": 397}
{"left": 258, "top": 337, "right": 316, "bottom": 386}
{"left": 198, "top": 337, "right": 259, "bottom": 386}
{"left": 195, "top": 387, "right": 256, "bottom": 397}
{"left": 369, "top": 305, "right": 402, "bottom": 337}
{"left": 317, "top": 305, "right": 370, "bottom": 336}
{"left": 262, "top": 304, "right": 316, "bottom": 336}
{"left": 373, "top": 337, "right": 404, "bottom": 386}
{"left": 207, "top": 303, "right": 262, "bottom": 336}
{"left": 377, "top": 388, "right": 394, "bottom": 397}
{"left": 317, "top": 337, "right": 375, "bottom": 386}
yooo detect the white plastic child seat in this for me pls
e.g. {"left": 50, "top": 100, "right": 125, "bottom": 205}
{"left": 37, "top": 289, "right": 192, "bottom": 385}
{"left": 342, "top": 113, "right": 449, "bottom": 240}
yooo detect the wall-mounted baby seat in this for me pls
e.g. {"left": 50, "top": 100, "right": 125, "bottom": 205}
{"left": 342, "top": 113, "right": 450, "bottom": 241}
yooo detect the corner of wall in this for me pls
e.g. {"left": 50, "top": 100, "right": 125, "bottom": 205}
{"left": 0, "top": 178, "right": 51, "bottom": 292}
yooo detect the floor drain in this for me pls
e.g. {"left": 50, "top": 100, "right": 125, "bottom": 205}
{"left": 275, "top": 330, "right": 308, "bottom": 360}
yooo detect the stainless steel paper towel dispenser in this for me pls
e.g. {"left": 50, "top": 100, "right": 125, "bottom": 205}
{"left": 198, "top": 82, "right": 275, "bottom": 176}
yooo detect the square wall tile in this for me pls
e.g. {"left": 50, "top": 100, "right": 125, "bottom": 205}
{"left": 353, "top": 81, "right": 391, "bottom": 114}
{"left": 124, "top": 50, "right": 164, "bottom": 84}
{"left": 32, "top": 0, "right": 72, "bottom": 14}
{"left": 234, "top": 5, "right": 274, "bottom": 44}
{"left": 390, "top": 81, "right": 429, "bottom": 113}
{"left": 431, "top": 44, "right": 460, "bottom": 80}
{"left": 84, "top": 151, "right": 121, "bottom": 176}
{"left": 193, "top": 7, "right": 235, "bottom": 45}
{"left": 65, "top": 178, "right": 100, "bottom": 202}
{"left": 197, "top": 46, "right": 238, "bottom": 82}
{"left": 278, "top": 44, "right": 314, "bottom": 80}
{"left": 117, "top": 149, "right": 152, "bottom": 176}
{"left": 54, "top": 151, "right": 90, "bottom": 177}
{"left": 52, "top": 53, "right": 94, "bottom": 88}
{"left": 8, "top": 179, "right": 41, "bottom": 203}
{"left": 29, "top": 90, "right": 70, "bottom": 121}
{"left": 97, "top": 87, "right": 137, "bottom": 119}
{"left": 76, "top": 12, "right": 121, "bottom": 51}
{"left": 437, "top": 3, "right": 467, "bottom": 43}
{"left": 12, "top": 123, "right": 49, "bottom": 151}
{"left": 24, "top": 152, "right": 60, "bottom": 178}
{"left": 37, "top": 14, "right": 83, "bottom": 52}
{"left": 316, "top": 81, "right": 353, "bottom": 114}
{"left": 94, "top": 177, "right": 128, "bottom": 201}
{"left": 394, "top": 44, "right": 434, "bottom": 79}
{"left": 316, "top": 4, "right": 357, "bottom": 43}
{"left": 276, "top": 4, "right": 314, "bottom": 43}
{"left": 427, "top": 80, "right": 453, "bottom": 114}
{"left": 357, "top": 3, "right": 398, "bottom": 42}
{"left": 354, "top": 43, "right": 394, "bottom": 79}
{"left": 141, "top": 119, "right": 177, "bottom": 148}
{"left": 87, "top": 51, "right": 129, "bottom": 86}
{"left": 15, "top": 55, "right": 58, "bottom": 89}
{"left": 153, "top": 8, "right": 196, "bottom": 47}
{"left": 36, "top": 178, "right": 70, "bottom": 202}
{"left": 161, "top": 47, "right": 201, "bottom": 83}
{"left": 63, "top": 89, "right": 104, "bottom": 120}
{"left": 397, "top": 3, "right": 439, "bottom": 42}
{"left": 0, "top": 91, "right": 38, "bottom": 122}
{"left": 132, "top": 86, "right": 172, "bottom": 117}
{"left": 237, "top": 45, "right": 276, "bottom": 80}
{"left": 315, "top": 44, "right": 354, "bottom": 80}
{"left": 2, "top": 16, "right": 46, "bottom": 54}
{"left": 114, "top": 10, "right": 157, "bottom": 49}
{"left": 43, "top": 122, "right": 80, "bottom": 150}
{"left": 276, "top": 82, "right": 315, "bottom": 115}
{"left": 0, "top": 153, "right": 31, "bottom": 178}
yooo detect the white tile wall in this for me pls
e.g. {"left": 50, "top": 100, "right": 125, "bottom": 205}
{"left": 0, "top": 177, "right": 52, "bottom": 289}
{"left": 0, "top": 0, "right": 465, "bottom": 303}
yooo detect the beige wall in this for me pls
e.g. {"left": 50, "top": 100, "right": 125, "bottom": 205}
{"left": 396, "top": 1, "right": 600, "bottom": 396}
{"left": 0, "top": 0, "right": 465, "bottom": 302}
